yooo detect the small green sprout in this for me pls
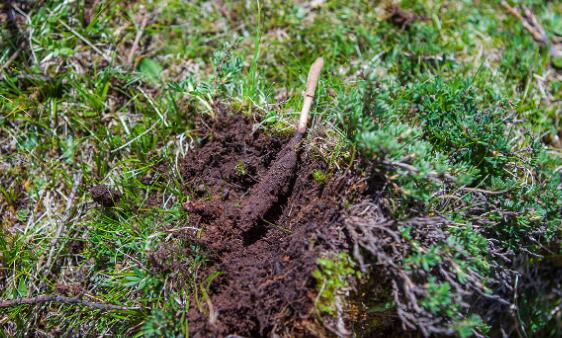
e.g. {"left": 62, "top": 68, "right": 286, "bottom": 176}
{"left": 234, "top": 161, "right": 248, "bottom": 176}
{"left": 312, "top": 169, "right": 329, "bottom": 185}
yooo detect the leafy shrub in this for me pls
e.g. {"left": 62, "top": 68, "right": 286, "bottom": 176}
{"left": 335, "top": 71, "right": 561, "bottom": 335}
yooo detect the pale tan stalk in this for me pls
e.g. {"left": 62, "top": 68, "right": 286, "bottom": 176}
{"left": 297, "top": 57, "right": 324, "bottom": 134}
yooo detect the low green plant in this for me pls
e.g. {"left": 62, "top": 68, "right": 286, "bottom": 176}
{"left": 234, "top": 161, "right": 249, "bottom": 177}
{"left": 312, "top": 169, "right": 329, "bottom": 185}
{"left": 312, "top": 253, "right": 360, "bottom": 316}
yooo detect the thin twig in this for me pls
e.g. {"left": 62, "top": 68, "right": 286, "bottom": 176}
{"left": 501, "top": 1, "right": 548, "bottom": 45}
{"left": 127, "top": 6, "right": 149, "bottom": 67}
{"left": 0, "top": 295, "right": 137, "bottom": 311}
{"left": 0, "top": 48, "right": 20, "bottom": 76}
{"left": 501, "top": 1, "right": 562, "bottom": 68}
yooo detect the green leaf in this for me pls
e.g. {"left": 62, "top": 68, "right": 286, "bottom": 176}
{"left": 138, "top": 58, "right": 163, "bottom": 83}
{"left": 552, "top": 56, "right": 562, "bottom": 69}
{"left": 16, "top": 209, "right": 29, "bottom": 222}
{"left": 17, "top": 278, "right": 28, "bottom": 297}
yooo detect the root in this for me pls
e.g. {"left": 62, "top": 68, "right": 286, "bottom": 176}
{"left": 239, "top": 57, "right": 324, "bottom": 230}
{"left": 297, "top": 57, "right": 324, "bottom": 134}
{"left": 344, "top": 200, "right": 510, "bottom": 337}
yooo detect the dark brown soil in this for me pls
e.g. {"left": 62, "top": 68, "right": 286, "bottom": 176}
{"left": 89, "top": 184, "right": 120, "bottom": 207}
{"left": 178, "top": 113, "right": 364, "bottom": 337}
{"left": 238, "top": 133, "right": 303, "bottom": 233}
{"left": 386, "top": 5, "right": 421, "bottom": 29}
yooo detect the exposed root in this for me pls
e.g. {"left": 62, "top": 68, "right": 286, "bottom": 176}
{"left": 239, "top": 57, "right": 324, "bottom": 232}
{"left": 344, "top": 200, "right": 510, "bottom": 337}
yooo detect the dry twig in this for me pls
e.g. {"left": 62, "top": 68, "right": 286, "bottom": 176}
{"left": 0, "top": 49, "right": 20, "bottom": 76}
{"left": 501, "top": 1, "right": 548, "bottom": 44}
{"left": 0, "top": 294, "right": 136, "bottom": 311}
{"left": 127, "top": 6, "right": 149, "bottom": 67}
{"left": 501, "top": 1, "right": 562, "bottom": 61}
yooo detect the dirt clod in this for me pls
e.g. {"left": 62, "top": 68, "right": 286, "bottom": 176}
{"left": 386, "top": 5, "right": 419, "bottom": 29}
{"left": 176, "top": 113, "right": 364, "bottom": 337}
{"left": 89, "top": 184, "right": 120, "bottom": 207}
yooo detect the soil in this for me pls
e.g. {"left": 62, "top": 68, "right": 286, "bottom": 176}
{"left": 177, "top": 113, "right": 365, "bottom": 337}
{"left": 89, "top": 184, "right": 120, "bottom": 207}
{"left": 386, "top": 5, "right": 421, "bottom": 29}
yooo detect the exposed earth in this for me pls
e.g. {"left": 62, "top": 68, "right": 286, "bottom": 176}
{"left": 177, "top": 113, "right": 367, "bottom": 337}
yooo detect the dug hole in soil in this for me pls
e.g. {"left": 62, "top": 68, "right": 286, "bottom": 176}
{"left": 175, "top": 112, "right": 370, "bottom": 337}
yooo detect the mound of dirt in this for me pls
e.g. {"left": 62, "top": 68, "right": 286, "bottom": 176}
{"left": 179, "top": 113, "right": 365, "bottom": 337}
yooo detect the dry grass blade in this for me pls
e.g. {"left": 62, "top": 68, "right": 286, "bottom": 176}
{"left": 501, "top": 1, "right": 548, "bottom": 45}
{"left": 127, "top": 5, "right": 149, "bottom": 67}
{"left": 0, "top": 295, "right": 137, "bottom": 311}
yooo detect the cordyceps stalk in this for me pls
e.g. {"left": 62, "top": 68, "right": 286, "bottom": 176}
{"left": 239, "top": 57, "right": 324, "bottom": 232}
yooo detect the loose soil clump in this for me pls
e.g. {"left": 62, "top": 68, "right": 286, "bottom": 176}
{"left": 179, "top": 113, "right": 364, "bottom": 337}
{"left": 89, "top": 184, "right": 120, "bottom": 207}
{"left": 385, "top": 4, "right": 424, "bottom": 30}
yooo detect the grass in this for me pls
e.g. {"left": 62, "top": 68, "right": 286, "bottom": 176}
{"left": 1, "top": 0, "right": 561, "bottom": 336}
